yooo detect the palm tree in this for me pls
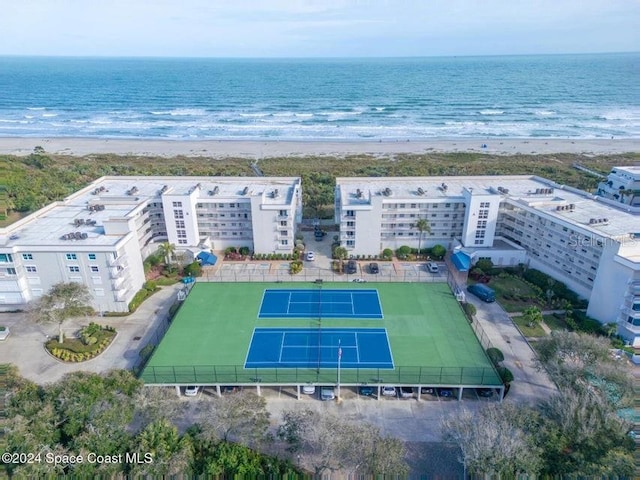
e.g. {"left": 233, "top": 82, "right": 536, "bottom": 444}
{"left": 522, "top": 306, "right": 543, "bottom": 329}
{"left": 333, "top": 246, "right": 348, "bottom": 273}
{"left": 158, "top": 242, "right": 176, "bottom": 267}
{"left": 413, "top": 218, "right": 431, "bottom": 258}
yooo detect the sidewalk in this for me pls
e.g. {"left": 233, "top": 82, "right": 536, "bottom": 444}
{"left": 0, "top": 283, "right": 182, "bottom": 384}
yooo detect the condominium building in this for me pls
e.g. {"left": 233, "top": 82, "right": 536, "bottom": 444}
{"left": 336, "top": 175, "right": 640, "bottom": 346}
{"left": 0, "top": 176, "right": 302, "bottom": 313}
{"left": 597, "top": 166, "right": 640, "bottom": 206}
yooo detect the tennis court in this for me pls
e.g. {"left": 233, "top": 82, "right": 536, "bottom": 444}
{"left": 245, "top": 327, "right": 393, "bottom": 368}
{"left": 258, "top": 288, "right": 382, "bottom": 319}
{"left": 141, "top": 282, "right": 502, "bottom": 386}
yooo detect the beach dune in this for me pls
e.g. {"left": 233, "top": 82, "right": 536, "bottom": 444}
{"left": 0, "top": 137, "right": 639, "bottom": 158}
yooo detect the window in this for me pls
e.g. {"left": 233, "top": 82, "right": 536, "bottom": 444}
{"left": 480, "top": 202, "right": 491, "bottom": 208}
{"left": 178, "top": 239, "right": 187, "bottom": 245}
{"left": 346, "top": 240, "right": 355, "bottom": 247}
{"left": 5, "top": 268, "right": 16, "bottom": 275}
{"left": 399, "top": 203, "right": 406, "bottom": 208}
{"left": 445, "top": 203, "right": 451, "bottom": 208}
{"left": 280, "top": 230, "right": 288, "bottom": 236}
{"left": 347, "top": 221, "right": 355, "bottom": 227}
{"left": 175, "top": 220, "right": 185, "bottom": 229}
{"left": 65, "top": 253, "right": 77, "bottom": 260}
{"left": 88, "top": 253, "right": 96, "bottom": 260}
{"left": 22, "top": 253, "right": 33, "bottom": 260}
{"left": 25, "top": 266, "right": 37, "bottom": 273}
{"left": 90, "top": 266, "right": 99, "bottom": 273}
{"left": 280, "top": 220, "right": 287, "bottom": 227}
{"left": 172, "top": 201, "right": 182, "bottom": 207}
{"left": 474, "top": 239, "right": 484, "bottom": 245}
{"left": 229, "top": 203, "right": 236, "bottom": 208}
{"left": 0, "top": 254, "right": 13, "bottom": 263}
{"left": 173, "top": 210, "right": 184, "bottom": 219}
{"left": 410, "top": 203, "right": 417, "bottom": 208}
{"left": 346, "top": 210, "right": 355, "bottom": 217}
{"left": 280, "top": 239, "right": 288, "bottom": 246}
{"left": 69, "top": 266, "right": 80, "bottom": 273}
{"left": 177, "top": 230, "right": 187, "bottom": 238}
{"left": 279, "top": 210, "right": 288, "bottom": 217}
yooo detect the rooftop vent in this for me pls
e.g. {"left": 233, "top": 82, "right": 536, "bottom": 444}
{"left": 73, "top": 218, "right": 85, "bottom": 226}
{"left": 127, "top": 186, "right": 138, "bottom": 196}
{"left": 497, "top": 186, "right": 510, "bottom": 194}
{"left": 159, "top": 185, "right": 169, "bottom": 194}
{"left": 588, "top": 218, "right": 609, "bottom": 225}
{"left": 86, "top": 219, "right": 97, "bottom": 226}
{"left": 208, "top": 186, "right": 220, "bottom": 196}
{"left": 417, "top": 187, "right": 425, "bottom": 195}
{"left": 91, "top": 186, "right": 106, "bottom": 195}
{"left": 441, "top": 182, "right": 448, "bottom": 192}
{"left": 382, "top": 187, "right": 392, "bottom": 196}
{"left": 534, "top": 187, "right": 554, "bottom": 195}
{"left": 242, "top": 186, "right": 249, "bottom": 195}
{"left": 87, "top": 204, "right": 105, "bottom": 212}
{"left": 273, "top": 189, "right": 280, "bottom": 198}
{"left": 356, "top": 188, "right": 363, "bottom": 198}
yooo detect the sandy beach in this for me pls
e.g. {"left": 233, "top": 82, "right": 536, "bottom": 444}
{"left": 0, "top": 137, "right": 639, "bottom": 158}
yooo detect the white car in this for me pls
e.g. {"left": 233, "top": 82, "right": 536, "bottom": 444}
{"left": 381, "top": 386, "right": 397, "bottom": 397}
{"left": 302, "top": 385, "right": 316, "bottom": 395}
{"left": 351, "top": 278, "right": 367, "bottom": 283}
{"left": 320, "top": 387, "right": 335, "bottom": 401}
{"left": 426, "top": 262, "right": 439, "bottom": 273}
{"left": 184, "top": 385, "right": 199, "bottom": 397}
{"left": 306, "top": 251, "right": 315, "bottom": 261}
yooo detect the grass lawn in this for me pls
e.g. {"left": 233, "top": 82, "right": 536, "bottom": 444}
{"left": 481, "top": 276, "right": 543, "bottom": 313}
{"left": 511, "top": 315, "right": 547, "bottom": 338}
{"left": 543, "top": 314, "right": 571, "bottom": 332}
{"left": 142, "top": 282, "right": 501, "bottom": 387}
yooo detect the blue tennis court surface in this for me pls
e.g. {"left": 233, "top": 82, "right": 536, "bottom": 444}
{"left": 245, "top": 328, "right": 394, "bottom": 369}
{"left": 258, "top": 289, "right": 383, "bottom": 319}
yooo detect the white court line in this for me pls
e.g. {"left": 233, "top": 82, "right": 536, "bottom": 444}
{"left": 350, "top": 292, "right": 355, "bottom": 315}
{"left": 286, "top": 292, "right": 291, "bottom": 314}
{"left": 243, "top": 328, "right": 258, "bottom": 366}
{"left": 278, "top": 332, "right": 286, "bottom": 362}
{"left": 355, "top": 332, "right": 360, "bottom": 362}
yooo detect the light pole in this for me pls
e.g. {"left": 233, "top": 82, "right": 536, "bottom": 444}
{"left": 337, "top": 339, "right": 342, "bottom": 401}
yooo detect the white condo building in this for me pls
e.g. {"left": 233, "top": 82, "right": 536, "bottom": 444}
{"left": 0, "top": 176, "right": 302, "bottom": 313}
{"left": 596, "top": 166, "right": 640, "bottom": 207}
{"left": 336, "top": 175, "right": 640, "bottom": 346}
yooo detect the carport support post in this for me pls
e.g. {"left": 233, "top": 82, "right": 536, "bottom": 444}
{"left": 256, "top": 384, "right": 261, "bottom": 396}
{"left": 458, "top": 388, "right": 463, "bottom": 401}
{"left": 215, "top": 385, "right": 222, "bottom": 397}
{"left": 296, "top": 385, "right": 301, "bottom": 400}
{"left": 175, "top": 386, "right": 181, "bottom": 397}
{"left": 377, "top": 385, "right": 381, "bottom": 400}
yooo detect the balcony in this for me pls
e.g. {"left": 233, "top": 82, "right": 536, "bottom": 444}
{"left": 108, "top": 254, "right": 128, "bottom": 268}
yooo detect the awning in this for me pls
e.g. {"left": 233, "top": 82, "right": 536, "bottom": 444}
{"left": 451, "top": 251, "right": 471, "bottom": 272}
{"left": 196, "top": 251, "right": 217, "bottom": 266}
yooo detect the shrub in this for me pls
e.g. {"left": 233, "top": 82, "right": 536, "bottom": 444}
{"left": 290, "top": 260, "right": 303, "bottom": 274}
{"left": 396, "top": 245, "right": 412, "bottom": 259}
{"left": 462, "top": 302, "right": 477, "bottom": 318}
{"left": 224, "top": 246, "right": 237, "bottom": 255}
{"left": 382, "top": 248, "right": 394, "bottom": 260}
{"left": 183, "top": 261, "right": 202, "bottom": 278}
{"left": 475, "top": 259, "right": 494, "bottom": 272}
{"left": 239, "top": 246, "right": 250, "bottom": 256}
{"left": 431, "top": 244, "right": 446, "bottom": 259}
{"left": 497, "top": 366, "right": 514, "bottom": 384}
{"left": 486, "top": 347, "right": 505, "bottom": 365}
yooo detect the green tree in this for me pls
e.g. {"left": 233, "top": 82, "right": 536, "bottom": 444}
{"left": 131, "top": 418, "right": 194, "bottom": 477}
{"left": 395, "top": 245, "right": 412, "bottom": 259}
{"left": 475, "top": 258, "right": 493, "bottom": 272}
{"left": 413, "top": 218, "right": 431, "bottom": 257}
{"left": 158, "top": 241, "right": 176, "bottom": 267}
{"left": 431, "top": 244, "right": 446, "bottom": 259}
{"left": 183, "top": 260, "right": 202, "bottom": 277}
{"left": 333, "top": 246, "right": 348, "bottom": 272}
{"left": 523, "top": 306, "right": 543, "bottom": 328}
{"left": 30, "top": 282, "right": 93, "bottom": 342}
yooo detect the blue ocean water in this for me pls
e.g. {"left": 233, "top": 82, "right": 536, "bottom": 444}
{"left": 0, "top": 53, "right": 638, "bottom": 140}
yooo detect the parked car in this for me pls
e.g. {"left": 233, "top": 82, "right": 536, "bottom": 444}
{"left": 381, "top": 386, "right": 397, "bottom": 396}
{"left": 320, "top": 387, "right": 335, "bottom": 401}
{"left": 306, "top": 251, "right": 315, "bottom": 261}
{"left": 398, "top": 387, "right": 414, "bottom": 398}
{"left": 467, "top": 284, "right": 496, "bottom": 302}
{"left": 184, "top": 386, "right": 199, "bottom": 397}
{"left": 222, "top": 386, "right": 241, "bottom": 394}
{"left": 420, "top": 387, "right": 435, "bottom": 395}
{"left": 476, "top": 388, "right": 494, "bottom": 398}
{"left": 346, "top": 259, "right": 357, "bottom": 274}
{"left": 369, "top": 262, "right": 380, "bottom": 274}
{"left": 359, "top": 386, "right": 376, "bottom": 397}
{"left": 302, "top": 385, "right": 316, "bottom": 395}
{"left": 437, "top": 388, "right": 454, "bottom": 398}
{"left": 426, "top": 262, "right": 439, "bottom": 273}
{"left": 352, "top": 278, "right": 367, "bottom": 283}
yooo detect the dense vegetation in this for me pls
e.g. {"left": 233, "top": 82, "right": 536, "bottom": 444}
{"left": 2, "top": 149, "right": 639, "bottom": 225}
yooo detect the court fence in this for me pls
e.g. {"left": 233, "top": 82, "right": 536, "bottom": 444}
{"left": 201, "top": 269, "right": 449, "bottom": 284}
{"left": 140, "top": 365, "right": 502, "bottom": 387}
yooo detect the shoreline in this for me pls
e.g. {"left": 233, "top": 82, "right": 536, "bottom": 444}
{"left": 0, "top": 137, "right": 639, "bottom": 158}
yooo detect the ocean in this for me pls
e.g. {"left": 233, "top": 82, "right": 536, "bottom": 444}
{"left": 0, "top": 53, "right": 638, "bottom": 140}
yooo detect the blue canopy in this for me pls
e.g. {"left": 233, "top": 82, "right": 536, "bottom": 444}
{"left": 451, "top": 251, "right": 471, "bottom": 272}
{"left": 196, "top": 251, "right": 217, "bottom": 266}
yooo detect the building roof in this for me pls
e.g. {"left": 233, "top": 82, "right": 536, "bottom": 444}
{"left": 0, "top": 176, "right": 300, "bottom": 249}
{"left": 336, "top": 175, "right": 640, "bottom": 240}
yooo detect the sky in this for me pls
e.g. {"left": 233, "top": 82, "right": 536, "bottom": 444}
{"left": 0, "top": 0, "right": 638, "bottom": 57}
